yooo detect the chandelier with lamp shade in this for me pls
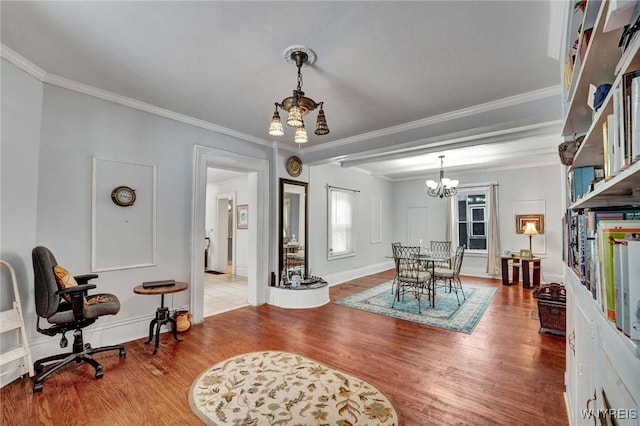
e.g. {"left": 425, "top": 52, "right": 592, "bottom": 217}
{"left": 268, "top": 46, "right": 329, "bottom": 146}
{"left": 426, "top": 155, "right": 459, "bottom": 198}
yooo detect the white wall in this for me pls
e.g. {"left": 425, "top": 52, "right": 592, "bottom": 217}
{"left": 0, "top": 58, "right": 44, "bottom": 386}
{"left": 393, "top": 164, "right": 564, "bottom": 282}
{"left": 307, "top": 163, "right": 395, "bottom": 284}
{"left": 1, "top": 60, "right": 273, "bottom": 377}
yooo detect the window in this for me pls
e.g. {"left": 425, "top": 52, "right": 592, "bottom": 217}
{"left": 328, "top": 187, "right": 356, "bottom": 259}
{"left": 455, "top": 189, "right": 489, "bottom": 252}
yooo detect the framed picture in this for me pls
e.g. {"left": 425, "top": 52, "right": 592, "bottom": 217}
{"left": 516, "top": 214, "right": 544, "bottom": 234}
{"left": 519, "top": 249, "right": 532, "bottom": 258}
{"left": 237, "top": 204, "right": 248, "bottom": 229}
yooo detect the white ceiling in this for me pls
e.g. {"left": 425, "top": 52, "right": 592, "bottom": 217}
{"left": 1, "top": 1, "right": 565, "bottom": 179}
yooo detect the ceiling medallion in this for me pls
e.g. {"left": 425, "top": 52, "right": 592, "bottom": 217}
{"left": 286, "top": 155, "right": 303, "bottom": 177}
{"left": 268, "top": 45, "right": 329, "bottom": 146}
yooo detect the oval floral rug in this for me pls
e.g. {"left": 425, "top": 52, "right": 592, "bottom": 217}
{"left": 189, "top": 351, "right": 399, "bottom": 425}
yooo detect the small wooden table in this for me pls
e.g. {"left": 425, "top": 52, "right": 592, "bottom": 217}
{"left": 133, "top": 281, "right": 189, "bottom": 355}
{"left": 501, "top": 256, "right": 541, "bottom": 289}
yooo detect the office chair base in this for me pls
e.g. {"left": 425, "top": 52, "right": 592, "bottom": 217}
{"left": 32, "top": 343, "right": 126, "bottom": 392}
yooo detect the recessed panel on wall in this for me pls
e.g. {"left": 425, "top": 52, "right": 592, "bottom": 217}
{"left": 370, "top": 197, "right": 382, "bottom": 244}
{"left": 91, "top": 157, "right": 157, "bottom": 272}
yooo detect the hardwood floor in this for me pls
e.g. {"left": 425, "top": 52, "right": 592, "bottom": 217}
{"left": 1, "top": 270, "right": 567, "bottom": 425}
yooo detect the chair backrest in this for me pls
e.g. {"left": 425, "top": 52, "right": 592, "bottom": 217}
{"left": 32, "top": 246, "right": 62, "bottom": 319}
{"left": 395, "top": 245, "right": 419, "bottom": 269}
{"left": 453, "top": 245, "right": 466, "bottom": 275}
{"left": 430, "top": 241, "right": 452, "bottom": 254}
{"left": 391, "top": 242, "right": 401, "bottom": 257}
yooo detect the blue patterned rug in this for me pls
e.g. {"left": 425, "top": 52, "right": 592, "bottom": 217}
{"left": 334, "top": 281, "right": 496, "bottom": 334}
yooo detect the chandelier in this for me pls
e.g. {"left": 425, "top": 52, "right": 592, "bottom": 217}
{"left": 268, "top": 46, "right": 329, "bottom": 145}
{"left": 426, "top": 155, "right": 459, "bottom": 198}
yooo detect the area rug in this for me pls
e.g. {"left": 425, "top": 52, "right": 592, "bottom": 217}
{"left": 189, "top": 351, "right": 399, "bottom": 425}
{"left": 334, "top": 281, "right": 495, "bottom": 334}
{"left": 205, "top": 270, "right": 225, "bottom": 275}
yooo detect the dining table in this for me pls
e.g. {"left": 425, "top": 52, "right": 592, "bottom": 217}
{"left": 413, "top": 250, "right": 456, "bottom": 308}
{"left": 388, "top": 247, "right": 456, "bottom": 308}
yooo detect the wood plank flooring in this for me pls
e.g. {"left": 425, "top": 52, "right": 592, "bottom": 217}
{"left": 1, "top": 271, "right": 567, "bottom": 425}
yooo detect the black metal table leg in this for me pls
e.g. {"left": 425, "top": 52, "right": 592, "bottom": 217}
{"left": 144, "top": 293, "right": 183, "bottom": 355}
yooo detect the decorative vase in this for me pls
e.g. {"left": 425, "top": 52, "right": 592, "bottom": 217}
{"left": 174, "top": 310, "right": 192, "bottom": 333}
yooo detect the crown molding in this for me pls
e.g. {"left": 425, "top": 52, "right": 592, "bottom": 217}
{"left": 302, "top": 85, "right": 563, "bottom": 154}
{"left": 0, "top": 44, "right": 47, "bottom": 80}
{"left": 1, "top": 44, "right": 271, "bottom": 148}
{"left": 43, "top": 73, "right": 272, "bottom": 148}
{"left": 339, "top": 120, "right": 562, "bottom": 168}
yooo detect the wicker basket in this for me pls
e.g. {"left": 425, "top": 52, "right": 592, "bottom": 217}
{"left": 533, "top": 283, "right": 566, "bottom": 336}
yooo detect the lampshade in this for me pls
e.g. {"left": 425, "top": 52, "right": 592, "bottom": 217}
{"left": 314, "top": 105, "right": 329, "bottom": 135}
{"left": 286, "top": 105, "right": 303, "bottom": 128}
{"left": 268, "top": 107, "right": 284, "bottom": 136}
{"left": 294, "top": 124, "right": 308, "bottom": 144}
{"left": 523, "top": 222, "right": 539, "bottom": 235}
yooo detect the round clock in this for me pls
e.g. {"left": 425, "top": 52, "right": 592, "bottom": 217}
{"left": 286, "top": 156, "right": 303, "bottom": 177}
{"left": 111, "top": 185, "right": 136, "bottom": 207}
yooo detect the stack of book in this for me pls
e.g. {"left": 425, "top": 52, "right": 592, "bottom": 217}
{"left": 589, "top": 216, "right": 640, "bottom": 340}
{"left": 602, "top": 69, "right": 640, "bottom": 179}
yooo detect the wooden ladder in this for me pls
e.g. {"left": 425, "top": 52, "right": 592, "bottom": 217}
{"left": 0, "top": 260, "right": 34, "bottom": 384}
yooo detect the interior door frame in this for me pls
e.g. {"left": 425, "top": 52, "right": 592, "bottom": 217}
{"left": 191, "top": 145, "right": 270, "bottom": 324}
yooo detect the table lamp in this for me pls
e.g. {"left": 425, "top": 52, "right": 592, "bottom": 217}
{"left": 523, "top": 222, "right": 538, "bottom": 255}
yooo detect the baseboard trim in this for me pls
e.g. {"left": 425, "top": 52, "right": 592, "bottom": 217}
{"left": 324, "top": 261, "right": 394, "bottom": 287}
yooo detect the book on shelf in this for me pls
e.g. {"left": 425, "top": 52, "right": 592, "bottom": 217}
{"left": 613, "top": 242, "right": 627, "bottom": 332}
{"left": 621, "top": 70, "right": 640, "bottom": 167}
{"left": 603, "top": 118, "right": 611, "bottom": 179}
{"left": 597, "top": 220, "right": 640, "bottom": 323}
{"left": 628, "top": 240, "right": 640, "bottom": 341}
{"left": 612, "top": 88, "right": 623, "bottom": 175}
{"left": 631, "top": 75, "right": 640, "bottom": 162}
{"left": 582, "top": 209, "right": 640, "bottom": 295}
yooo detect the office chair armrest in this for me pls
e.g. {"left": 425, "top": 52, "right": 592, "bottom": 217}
{"left": 74, "top": 274, "right": 99, "bottom": 285}
{"left": 57, "top": 284, "right": 98, "bottom": 318}
{"left": 57, "top": 283, "right": 97, "bottom": 296}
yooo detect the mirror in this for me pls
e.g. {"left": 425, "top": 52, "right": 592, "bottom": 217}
{"left": 279, "top": 179, "right": 308, "bottom": 284}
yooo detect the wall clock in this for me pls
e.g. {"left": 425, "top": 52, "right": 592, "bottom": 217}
{"left": 111, "top": 185, "right": 136, "bottom": 207}
{"left": 286, "top": 156, "right": 303, "bottom": 177}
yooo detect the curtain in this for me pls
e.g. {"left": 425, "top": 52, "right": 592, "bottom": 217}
{"left": 485, "top": 183, "right": 501, "bottom": 274}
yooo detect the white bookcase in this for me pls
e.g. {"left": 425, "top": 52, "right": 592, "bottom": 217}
{"left": 561, "top": 1, "right": 640, "bottom": 425}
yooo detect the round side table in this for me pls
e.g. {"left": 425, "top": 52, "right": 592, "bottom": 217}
{"left": 133, "top": 281, "right": 189, "bottom": 355}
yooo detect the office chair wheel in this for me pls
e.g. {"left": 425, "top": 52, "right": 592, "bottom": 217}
{"left": 94, "top": 366, "right": 104, "bottom": 379}
{"left": 59, "top": 334, "right": 68, "bottom": 348}
{"left": 119, "top": 348, "right": 127, "bottom": 357}
{"left": 33, "top": 381, "right": 43, "bottom": 393}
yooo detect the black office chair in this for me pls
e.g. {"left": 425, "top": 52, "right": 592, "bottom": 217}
{"left": 31, "top": 246, "right": 126, "bottom": 392}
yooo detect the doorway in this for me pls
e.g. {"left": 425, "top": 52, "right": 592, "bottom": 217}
{"left": 191, "top": 146, "right": 270, "bottom": 324}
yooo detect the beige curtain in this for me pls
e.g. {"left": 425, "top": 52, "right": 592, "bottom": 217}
{"left": 485, "top": 183, "right": 501, "bottom": 274}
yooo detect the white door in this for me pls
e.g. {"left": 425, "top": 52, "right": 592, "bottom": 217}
{"left": 407, "top": 207, "right": 429, "bottom": 246}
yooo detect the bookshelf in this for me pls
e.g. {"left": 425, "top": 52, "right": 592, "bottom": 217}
{"left": 561, "top": 1, "right": 640, "bottom": 424}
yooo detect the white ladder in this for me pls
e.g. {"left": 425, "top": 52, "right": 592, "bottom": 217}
{"left": 0, "top": 260, "right": 34, "bottom": 384}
